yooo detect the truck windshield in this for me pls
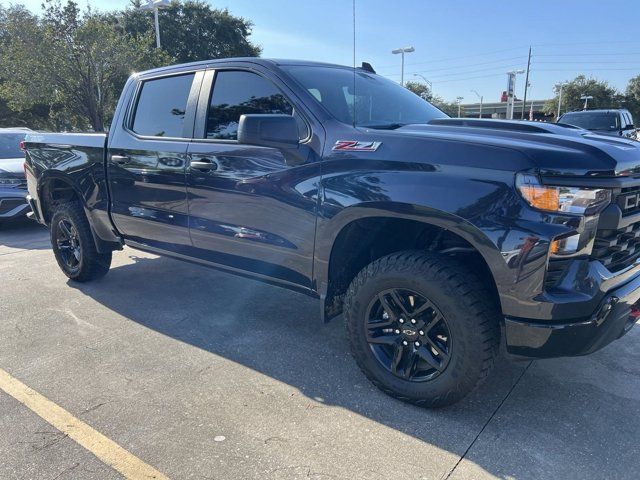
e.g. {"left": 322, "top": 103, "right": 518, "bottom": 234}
{"left": 559, "top": 112, "right": 620, "bottom": 131}
{"left": 282, "top": 65, "right": 447, "bottom": 129}
{"left": 0, "top": 133, "right": 25, "bottom": 159}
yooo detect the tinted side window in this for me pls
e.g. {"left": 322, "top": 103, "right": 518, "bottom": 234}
{"left": 132, "top": 73, "right": 195, "bottom": 138}
{"left": 206, "top": 71, "right": 293, "bottom": 140}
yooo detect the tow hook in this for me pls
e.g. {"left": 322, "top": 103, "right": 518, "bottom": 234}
{"left": 595, "top": 297, "right": 619, "bottom": 326}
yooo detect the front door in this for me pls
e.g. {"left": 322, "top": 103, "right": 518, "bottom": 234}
{"left": 186, "top": 67, "right": 321, "bottom": 289}
{"left": 107, "top": 71, "right": 202, "bottom": 252}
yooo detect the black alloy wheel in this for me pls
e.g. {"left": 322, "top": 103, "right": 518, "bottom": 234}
{"left": 365, "top": 288, "right": 452, "bottom": 382}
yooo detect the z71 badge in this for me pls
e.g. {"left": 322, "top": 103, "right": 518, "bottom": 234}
{"left": 333, "top": 140, "right": 382, "bottom": 152}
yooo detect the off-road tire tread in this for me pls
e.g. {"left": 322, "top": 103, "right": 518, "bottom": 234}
{"left": 50, "top": 202, "right": 111, "bottom": 282}
{"left": 344, "top": 250, "right": 500, "bottom": 408}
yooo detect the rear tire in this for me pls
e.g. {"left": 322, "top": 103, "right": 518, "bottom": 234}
{"left": 344, "top": 251, "right": 499, "bottom": 408}
{"left": 50, "top": 202, "right": 111, "bottom": 282}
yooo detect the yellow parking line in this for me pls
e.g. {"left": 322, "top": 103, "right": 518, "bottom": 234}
{"left": 0, "top": 368, "right": 169, "bottom": 480}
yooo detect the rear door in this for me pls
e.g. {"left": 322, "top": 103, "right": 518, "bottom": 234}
{"left": 107, "top": 70, "right": 203, "bottom": 252}
{"left": 185, "top": 66, "right": 321, "bottom": 289}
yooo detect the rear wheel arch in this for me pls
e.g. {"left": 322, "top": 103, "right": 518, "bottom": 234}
{"left": 319, "top": 210, "right": 503, "bottom": 321}
{"left": 39, "top": 175, "right": 83, "bottom": 225}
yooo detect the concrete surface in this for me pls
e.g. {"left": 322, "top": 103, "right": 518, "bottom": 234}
{"left": 0, "top": 219, "right": 638, "bottom": 479}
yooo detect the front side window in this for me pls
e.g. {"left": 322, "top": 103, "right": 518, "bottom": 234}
{"left": 283, "top": 65, "right": 447, "bottom": 129}
{"left": 132, "top": 73, "right": 195, "bottom": 138}
{"left": 206, "top": 70, "right": 293, "bottom": 140}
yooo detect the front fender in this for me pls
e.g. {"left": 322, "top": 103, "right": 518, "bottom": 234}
{"left": 313, "top": 162, "right": 572, "bottom": 318}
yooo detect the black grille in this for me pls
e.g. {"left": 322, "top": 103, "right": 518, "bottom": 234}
{"left": 592, "top": 221, "right": 640, "bottom": 272}
{"left": 617, "top": 187, "right": 640, "bottom": 217}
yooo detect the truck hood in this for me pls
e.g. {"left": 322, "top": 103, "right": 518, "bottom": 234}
{"left": 392, "top": 119, "right": 640, "bottom": 178}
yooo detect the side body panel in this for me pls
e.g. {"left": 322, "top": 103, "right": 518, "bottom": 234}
{"left": 105, "top": 71, "right": 204, "bottom": 252}
{"left": 185, "top": 62, "right": 326, "bottom": 289}
{"left": 24, "top": 132, "right": 120, "bottom": 246}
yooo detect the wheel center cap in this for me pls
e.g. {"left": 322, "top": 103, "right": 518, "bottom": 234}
{"left": 401, "top": 328, "right": 418, "bottom": 339}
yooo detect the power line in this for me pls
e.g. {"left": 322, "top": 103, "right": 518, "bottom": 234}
{"left": 385, "top": 63, "right": 526, "bottom": 79}
{"left": 376, "top": 55, "right": 526, "bottom": 73}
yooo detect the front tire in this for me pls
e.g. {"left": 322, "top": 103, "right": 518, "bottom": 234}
{"left": 344, "top": 251, "right": 499, "bottom": 408}
{"left": 50, "top": 202, "right": 111, "bottom": 282}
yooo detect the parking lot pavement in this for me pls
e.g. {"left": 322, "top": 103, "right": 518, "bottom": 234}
{"left": 1, "top": 222, "right": 639, "bottom": 479}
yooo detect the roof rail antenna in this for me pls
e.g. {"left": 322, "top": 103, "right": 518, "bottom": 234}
{"left": 361, "top": 62, "right": 376, "bottom": 74}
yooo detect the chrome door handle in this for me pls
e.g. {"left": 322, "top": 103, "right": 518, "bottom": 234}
{"left": 190, "top": 159, "right": 217, "bottom": 171}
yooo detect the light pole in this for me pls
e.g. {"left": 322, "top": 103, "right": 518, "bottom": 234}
{"left": 456, "top": 96, "right": 464, "bottom": 117}
{"left": 581, "top": 95, "right": 593, "bottom": 110}
{"left": 556, "top": 83, "right": 567, "bottom": 119}
{"left": 506, "top": 69, "right": 524, "bottom": 120}
{"left": 413, "top": 74, "right": 432, "bottom": 100}
{"left": 139, "top": 0, "right": 171, "bottom": 49}
{"left": 471, "top": 89, "right": 483, "bottom": 119}
{"left": 392, "top": 46, "right": 415, "bottom": 87}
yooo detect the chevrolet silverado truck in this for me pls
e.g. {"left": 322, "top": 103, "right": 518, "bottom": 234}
{"left": 24, "top": 59, "right": 640, "bottom": 407}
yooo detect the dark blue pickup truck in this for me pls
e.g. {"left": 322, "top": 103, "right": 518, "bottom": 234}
{"left": 24, "top": 58, "right": 640, "bottom": 407}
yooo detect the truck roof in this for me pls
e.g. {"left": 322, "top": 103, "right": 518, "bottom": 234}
{"left": 134, "top": 58, "right": 355, "bottom": 77}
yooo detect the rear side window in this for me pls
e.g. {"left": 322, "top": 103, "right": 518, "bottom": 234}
{"left": 132, "top": 73, "right": 195, "bottom": 138}
{"left": 206, "top": 70, "right": 293, "bottom": 140}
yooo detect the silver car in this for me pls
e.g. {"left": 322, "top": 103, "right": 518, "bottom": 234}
{"left": 0, "top": 129, "right": 30, "bottom": 222}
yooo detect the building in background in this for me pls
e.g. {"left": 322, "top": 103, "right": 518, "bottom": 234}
{"left": 461, "top": 93, "right": 553, "bottom": 121}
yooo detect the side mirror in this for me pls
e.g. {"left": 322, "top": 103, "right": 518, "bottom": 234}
{"left": 237, "top": 114, "right": 299, "bottom": 150}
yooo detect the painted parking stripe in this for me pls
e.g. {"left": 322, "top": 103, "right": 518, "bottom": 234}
{"left": 0, "top": 368, "right": 169, "bottom": 480}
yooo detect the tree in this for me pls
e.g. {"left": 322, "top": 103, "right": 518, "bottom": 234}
{"left": 0, "top": 1, "right": 170, "bottom": 131}
{"left": 0, "top": 5, "right": 54, "bottom": 129}
{"left": 544, "top": 75, "right": 620, "bottom": 117}
{"left": 405, "top": 81, "right": 434, "bottom": 102}
{"left": 121, "top": 0, "right": 261, "bottom": 63}
{"left": 405, "top": 81, "right": 460, "bottom": 117}
{"left": 625, "top": 75, "right": 640, "bottom": 123}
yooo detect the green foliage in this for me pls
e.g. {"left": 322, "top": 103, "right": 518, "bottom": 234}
{"left": 405, "top": 81, "right": 433, "bottom": 102}
{"left": 0, "top": 0, "right": 260, "bottom": 131}
{"left": 625, "top": 75, "right": 640, "bottom": 123}
{"left": 121, "top": 0, "right": 261, "bottom": 63}
{"left": 405, "top": 81, "right": 460, "bottom": 117}
{"left": 544, "top": 75, "right": 621, "bottom": 117}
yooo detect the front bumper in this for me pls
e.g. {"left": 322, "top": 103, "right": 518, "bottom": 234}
{"left": 0, "top": 189, "right": 29, "bottom": 220}
{"left": 505, "top": 270, "right": 640, "bottom": 358}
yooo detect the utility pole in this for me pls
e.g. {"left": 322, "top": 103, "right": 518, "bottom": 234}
{"left": 456, "top": 96, "right": 464, "bottom": 117}
{"left": 392, "top": 46, "right": 415, "bottom": 87}
{"left": 521, "top": 46, "right": 531, "bottom": 119}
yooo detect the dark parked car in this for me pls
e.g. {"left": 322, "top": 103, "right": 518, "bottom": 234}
{"left": 0, "top": 129, "right": 30, "bottom": 222}
{"left": 24, "top": 58, "right": 640, "bottom": 407}
{"left": 558, "top": 109, "right": 637, "bottom": 139}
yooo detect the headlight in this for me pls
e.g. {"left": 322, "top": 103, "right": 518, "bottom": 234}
{"left": 516, "top": 173, "right": 611, "bottom": 215}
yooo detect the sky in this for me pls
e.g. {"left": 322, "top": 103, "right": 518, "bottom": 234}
{"left": 12, "top": 0, "right": 640, "bottom": 103}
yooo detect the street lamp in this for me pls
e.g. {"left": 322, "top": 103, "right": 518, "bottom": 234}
{"left": 413, "top": 73, "right": 432, "bottom": 89}
{"left": 392, "top": 46, "right": 415, "bottom": 87}
{"left": 506, "top": 69, "right": 524, "bottom": 120}
{"left": 470, "top": 89, "right": 483, "bottom": 119}
{"left": 580, "top": 95, "right": 593, "bottom": 110}
{"left": 557, "top": 83, "right": 568, "bottom": 119}
{"left": 139, "top": 0, "right": 171, "bottom": 49}
{"left": 456, "top": 96, "right": 464, "bottom": 118}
